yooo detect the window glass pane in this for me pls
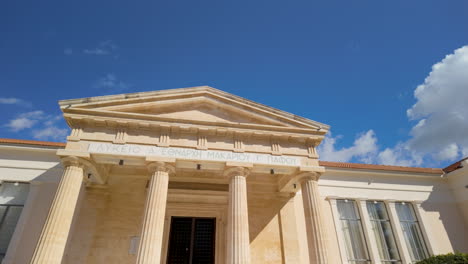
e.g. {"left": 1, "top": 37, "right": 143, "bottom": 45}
{"left": 0, "top": 183, "right": 29, "bottom": 205}
{"left": 337, "top": 200, "right": 370, "bottom": 263}
{"left": 367, "top": 201, "right": 400, "bottom": 263}
{"left": 0, "top": 182, "right": 29, "bottom": 259}
{"left": 395, "top": 203, "right": 415, "bottom": 221}
{"left": 367, "top": 201, "right": 389, "bottom": 221}
{"left": 395, "top": 203, "right": 428, "bottom": 261}
{"left": 337, "top": 200, "right": 359, "bottom": 219}
{"left": 0, "top": 206, "right": 6, "bottom": 220}
{"left": 0, "top": 206, "right": 23, "bottom": 255}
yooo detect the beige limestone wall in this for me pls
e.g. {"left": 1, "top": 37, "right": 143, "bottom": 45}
{"left": 247, "top": 173, "right": 304, "bottom": 264}
{"left": 248, "top": 195, "right": 286, "bottom": 264}
{"left": 63, "top": 173, "right": 147, "bottom": 264}
{"left": 447, "top": 163, "right": 468, "bottom": 229}
{"left": 417, "top": 202, "right": 468, "bottom": 253}
{"left": 4, "top": 145, "right": 468, "bottom": 264}
{"left": 63, "top": 170, "right": 305, "bottom": 264}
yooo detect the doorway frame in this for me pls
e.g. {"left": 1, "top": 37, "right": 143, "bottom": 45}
{"left": 161, "top": 190, "right": 227, "bottom": 264}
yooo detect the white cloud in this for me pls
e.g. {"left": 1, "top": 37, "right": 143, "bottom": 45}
{"left": 0, "top": 97, "right": 31, "bottom": 107}
{"left": 6, "top": 111, "right": 44, "bottom": 131}
{"left": 33, "top": 126, "right": 68, "bottom": 141}
{"left": 6, "top": 117, "right": 37, "bottom": 131}
{"left": 318, "top": 130, "right": 378, "bottom": 163}
{"left": 93, "top": 73, "right": 130, "bottom": 92}
{"left": 84, "top": 40, "right": 118, "bottom": 56}
{"left": 4, "top": 111, "right": 68, "bottom": 141}
{"left": 377, "top": 143, "right": 422, "bottom": 167}
{"left": 318, "top": 45, "right": 468, "bottom": 166}
{"left": 406, "top": 45, "right": 468, "bottom": 162}
{"left": 318, "top": 132, "right": 423, "bottom": 166}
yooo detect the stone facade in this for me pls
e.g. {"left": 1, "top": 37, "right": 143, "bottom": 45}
{"left": 0, "top": 87, "right": 466, "bottom": 264}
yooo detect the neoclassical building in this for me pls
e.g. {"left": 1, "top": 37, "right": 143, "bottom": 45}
{"left": 0, "top": 86, "right": 467, "bottom": 264}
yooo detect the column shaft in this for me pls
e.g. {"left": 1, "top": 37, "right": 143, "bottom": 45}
{"left": 30, "top": 162, "right": 84, "bottom": 264}
{"left": 136, "top": 163, "right": 171, "bottom": 264}
{"left": 226, "top": 171, "right": 251, "bottom": 264}
{"left": 301, "top": 178, "right": 328, "bottom": 264}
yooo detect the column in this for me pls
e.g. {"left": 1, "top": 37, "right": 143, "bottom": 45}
{"left": 30, "top": 156, "right": 85, "bottom": 264}
{"left": 225, "top": 167, "right": 251, "bottom": 264}
{"left": 300, "top": 173, "right": 328, "bottom": 264}
{"left": 136, "top": 162, "right": 174, "bottom": 264}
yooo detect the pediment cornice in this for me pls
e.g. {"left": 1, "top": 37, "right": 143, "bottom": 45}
{"left": 60, "top": 86, "right": 329, "bottom": 141}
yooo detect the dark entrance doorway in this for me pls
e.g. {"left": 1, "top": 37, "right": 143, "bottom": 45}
{"left": 166, "top": 217, "right": 216, "bottom": 264}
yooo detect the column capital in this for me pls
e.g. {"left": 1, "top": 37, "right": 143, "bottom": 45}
{"left": 297, "top": 171, "right": 320, "bottom": 183}
{"left": 60, "top": 156, "right": 84, "bottom": 168}
{"left": 146, "top": 161, "right": 175, "bottom": 175}
{"left": 60, "top": 156, "right": 106, "bottom": 184}
{"left": 224, "top": 166, "right": 250, "bottom": 179}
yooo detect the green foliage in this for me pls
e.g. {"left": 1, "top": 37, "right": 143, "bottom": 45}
{"left": 415, "top": 252, "right": 468, "bottom": 264}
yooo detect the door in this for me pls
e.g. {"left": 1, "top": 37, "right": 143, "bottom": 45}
{"left": 167, "top": 217, "right": 216, "bottom": 264}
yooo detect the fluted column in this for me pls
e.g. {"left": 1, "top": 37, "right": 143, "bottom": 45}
{"left": 136, "top": 162, "right": 174, "bottom": 264}
{"left": 225, "top": 167, "right": 251, "bottom": 264}
{"left": 301, "top": 173, "right": 328, "bottom": 264}
{"left": 30, "top": 156, "right": 85, "bottom": 264}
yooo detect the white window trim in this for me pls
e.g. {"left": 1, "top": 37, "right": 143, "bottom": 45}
{"left": 328, "top": 197, "right": 434, "bottom": 264}
{"left": 411, "top": 201, "right": 435, "bottom": 256}
{"left": 328, "top": 197, "right": 375, "bottom": 264}
{"left": 355, "top": 199, "right": 382, "bottom": 264}
{"left": 0, "top": 181, "right": 32, "bottom": 263}
{"left": 327, "top": 197, "right": 348, "bottom": 264}
{"left": 384, "top": 200, "right": 412, "bottom": 264}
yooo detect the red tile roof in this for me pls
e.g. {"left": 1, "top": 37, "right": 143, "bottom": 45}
{"left": 0, "top": 138, "right": 66, "bottom": 147}
{"left": 443, "top": 157, "right": 468, "bottom": 173}
{"left": 0, "top": 138, "right": 452, "bottom": 175}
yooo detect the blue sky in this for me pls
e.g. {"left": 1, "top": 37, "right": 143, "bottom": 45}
{"left": 1, "top": 0, "right": 467, "bottom": 168}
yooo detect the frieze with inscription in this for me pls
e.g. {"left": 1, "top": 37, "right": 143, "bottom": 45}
{"left": 88, "top": 142, "right": 301, "bottom": 166}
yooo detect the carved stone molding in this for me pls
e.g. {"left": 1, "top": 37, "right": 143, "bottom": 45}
{"left": 224, "top": 166, "right": 250, "bottom": 179}
{"left": 60, "top": 156, "right": 83, "bottom": 168}
{"left": 146, "top": 161, "right": 175, "bottom": 175}
{"left": 113, "top": 128, "right": 127, "bottom": 144}
{"left": 296, "top": 171, "right": 321, "bottom": 182}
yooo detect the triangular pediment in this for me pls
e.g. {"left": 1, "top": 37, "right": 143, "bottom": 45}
{"left": 102, "top": 96, "right": 293, "bottom": 127}
{"left": 59, "top": 86, "right": 329, "bottom": 135}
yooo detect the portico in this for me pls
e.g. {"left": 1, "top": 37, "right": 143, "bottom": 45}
{"left": 29, "top": 86, "right": 331, "bottom": 264}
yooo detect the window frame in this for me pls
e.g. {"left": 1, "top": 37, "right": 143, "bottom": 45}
{"left": 336, "top": 199, "right": 372, "bottom": 264}
{"left": 329, "top": 197, "right": 374, "bottom": 264}
{"left": 394, "top": 202, "right": 430, "bottom": 262}
{"left": 0, "top": 181, "right": 29, "bottom": 261}
{"left": 366, "top": 200, "right": 402, "bottom": 264}
{"left": 330, "top": 197, "right": 434, "bottom": 264}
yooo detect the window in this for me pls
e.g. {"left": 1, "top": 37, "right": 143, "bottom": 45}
{"left": 336, "top": 200, "right": 370, "bottom": 264}
{"left": 366, "top": 201, "right": 401, "bottom": 264}
{"left": 0, "top": 182, "right": 29, "bottom": 261}
{"left": 395, "top": 202, "right": 428, "bottom": 262}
